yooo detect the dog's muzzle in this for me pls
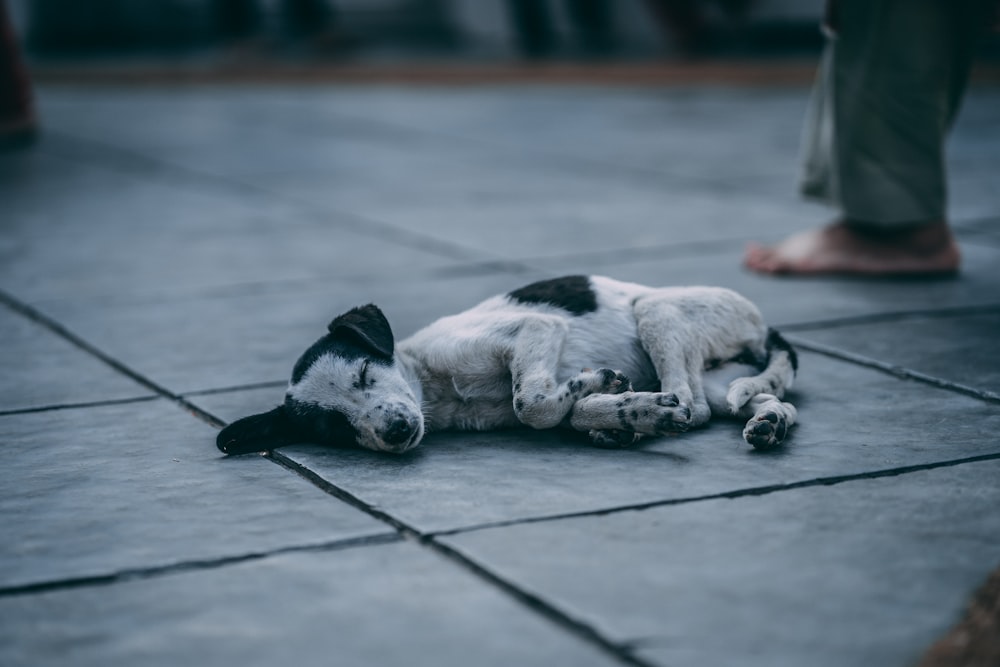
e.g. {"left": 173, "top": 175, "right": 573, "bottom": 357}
{"left": 379, "top": 415, "right": 422, "bottom": 452}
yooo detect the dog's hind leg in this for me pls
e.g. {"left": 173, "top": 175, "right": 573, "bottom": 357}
{"left": 631, "top": 300, "right": 709, "bottom": 430}
{"left": 725, "top": 329, "right": 798, "bottom": 413}
{"left": 705, "top": 359, "right": 797, "bottom": 450}
{"left": 509, "top": 316, "right": 632, "bottom": 430}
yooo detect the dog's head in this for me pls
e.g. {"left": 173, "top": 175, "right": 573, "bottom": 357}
{"left": 217, "top": 304, "right": 424, "bottom": 455}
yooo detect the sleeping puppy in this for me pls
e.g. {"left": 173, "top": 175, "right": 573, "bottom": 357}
{"left": 217, "top": 275, "right": 797, "bottom": 455}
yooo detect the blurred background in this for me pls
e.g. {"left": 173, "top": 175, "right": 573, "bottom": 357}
{"left": 9, "top": 0, "right": 835, "bottom": 68}
{"left": 6, "top": 0, "right": 998, "bottom": 89}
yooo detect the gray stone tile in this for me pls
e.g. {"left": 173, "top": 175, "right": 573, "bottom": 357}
{"left": 540, "top": 243, "right": 1000, "bottom": 328}
{"left": 279, "top": 184, "right": 819, "bottom": 259}
{"left": 214, "top": 84, "right": 995, "bottom": 212}
{"left": 36, "top": 86, "right": 495, "bottom": 184}
{"left": 0, "top": 307, "right": 152, "bottom": 412}
{"left": 0, "top": 540, "right": 619, "bottom": 667}
{"left": 0, "top": 148, "right": 473, "bottom": 302}
{"left": 192, "top": 351, "right": 1000, "bottom": 533}
{"left": 0, "top": 146, "right": 281, "bottom": 240}
{"left": 23, "top": 84, "right": 996, "bottom": 303}
{"left": 442, "top": 460, "right": 1000, "bottom": 667}
{"left": 19, "top": 87, "right": 810, "bottom": 265}
{"left": 794, "top": 311, "right": 1000, "bottom": 395}
{"left": 35, "top": 86, "right": 813, "bottom": 259}
{"left": 204, "top": 87, "right": 822, "bottom": 255}
{"left": 33, "top": 272, "right": 541, "bottom": 394}
{"left": 948, "top": 87, "right": 1000, "bottom": 221}
{"left": 0, "top": 401, "right": 389, "bottom": 589}
{"left": 258, "top": 86, "right": 809, "bottom": 192}
{"left": 33, "top": 85, "right": 997, "bottom": 221}
{"left": 5, "top": 80, "right": 993, "bottom": 667}
{"left": 950, "top": 174, "right": 1000, "bottom": 223}
{"left": 955, "top": 216, "right": 1000, "bottom": 248}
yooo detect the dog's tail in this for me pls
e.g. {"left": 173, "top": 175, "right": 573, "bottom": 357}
{"left": 763, "top": 328, "right": 798, "bottom": 392}
{"left": 725, "top": 329, "right": 798, "bottom": 413}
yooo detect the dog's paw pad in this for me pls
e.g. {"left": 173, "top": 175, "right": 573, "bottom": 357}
{"left": 596, "top": 368, "right": 632, "bottom": 394}
{"left": 655, "top": 393, "right": 680, "bottom": 407}
{"left": 588, "top": 429, "right": 640, "bottom": 448}
{"left": 653, "top": 403, "right": 691, "bottom": 434}
{"left": 743, "top": 411, "right": 788, "bottom": 450}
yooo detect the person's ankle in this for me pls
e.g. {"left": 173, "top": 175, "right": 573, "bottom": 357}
{"left": 840, "top": 218, "right": 953, "bottom": 250}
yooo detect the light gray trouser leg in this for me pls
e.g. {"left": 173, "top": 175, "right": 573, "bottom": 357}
{"left": 800, "top": 0, "right": 981, "bottom": 227}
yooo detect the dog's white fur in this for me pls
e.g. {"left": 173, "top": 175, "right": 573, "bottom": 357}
{"left": 217, "top": 275, "right": 797, "bottom": 455}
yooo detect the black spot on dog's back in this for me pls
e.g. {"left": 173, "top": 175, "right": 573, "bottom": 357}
{"left": 508, "top": 275, "right": 597, "bottom": 316}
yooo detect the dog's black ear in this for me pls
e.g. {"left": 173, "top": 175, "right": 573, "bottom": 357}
{"left": 328, "top": 304, "right": 394, "bottom": 359}
{"left": 216, "top": 406, "right": 299, "bottom": 455}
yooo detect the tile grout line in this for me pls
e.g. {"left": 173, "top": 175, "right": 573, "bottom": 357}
{"left": 266, "top": 103, "right": 1000, "bottom": 221}
{"left": 13, "top": 263, "right": 519, "bottom": 315}
{"left": 181, "top": 380, "right": 288, "bottom": 398}
{"left": 0, "top": 395, "right": 161, "bottom": 418}
{"left": 2, "top": 281, "right": 650, "bottom": 665}
{"left": 29, "top": 134, "right": 998, "bottom": 309}
{"left": 40, "top": 130, "right": 526, "bottom": 270}
{"left": 267, "top": 450, "right": 417, "bottom": 535}
{"left": 278, "top": 102, "right": 807, "bottom": 198}
{"left": 4, "top": 224, "right": 993, "bottom": 664}
{"left": 53, "top": 97, "right": 781, "bottom": 205}
{"left": 266, "top": 450, "right": 656, "bottom": 667}
{"left": 784, "top": 335, "right": 1000, "bottom": 404}
{"left": 428, "top": 450, "right": 1000, "bottom": 538}
{"left": 9, "top": 273, "right": 990, "bottom": 530}
{"left": 0, "top": 286, "right": 652, "bottom": 665}
{"left": 0, "top": 533, "right": 402, "bottom": 599}
{"left": 35, "top": 124, "right": 844, "bottom": 284}
{"left": 954, "top": 215, "right": 1000, "bottom": 234}
{"left": 3, "top": 294, "right": 993, "bottom": 667}
{"left": 778, "top": 302, "right": 1000, "bottom": 333}
{"left": 426, "top": 537, "right": 658, "bottom": 667}
{"left": 33, "top": 119, "right": 1000, "bottom": 289}
{"left": 0, "top": 287, "right": 227, "bottom": 429}
{"left": 8, "top": 276, "right": 993, "bottom": 517}
{"left": 16, "top": 97, "right": 997, "bottom": 663}
{"left": 428, "top": 238, "right": 748, "bottom": 277}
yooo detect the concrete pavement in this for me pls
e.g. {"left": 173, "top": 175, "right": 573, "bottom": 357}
{"left": 1, "top": 79, "right": 999, "bottom": 666}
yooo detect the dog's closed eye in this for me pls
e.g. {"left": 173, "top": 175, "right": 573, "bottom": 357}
{"left": 358, "top": 360, "right": 371, "bottom": 388}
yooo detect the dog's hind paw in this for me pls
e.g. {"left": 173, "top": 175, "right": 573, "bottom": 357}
{"left": 588, "top": 428, "right": 640, "bottom": 448}
{"left": 743, "top": 410, "right": 789, "bottom": 450}
{"left": 726, "top": 378, "right": 759, "bottom": 413}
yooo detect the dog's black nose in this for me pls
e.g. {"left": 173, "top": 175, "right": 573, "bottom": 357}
{"left": 384, "top": 418, "right": 415, "bottom": 446}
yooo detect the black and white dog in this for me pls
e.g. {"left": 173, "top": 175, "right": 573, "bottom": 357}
{"left": 217, "top": 275, "right": 798, "bottom": 455}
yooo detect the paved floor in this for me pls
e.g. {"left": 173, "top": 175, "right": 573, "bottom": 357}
{"left": 1, "top": 78, "right": 999, "bottom": 667}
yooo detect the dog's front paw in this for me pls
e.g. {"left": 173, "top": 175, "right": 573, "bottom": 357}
{"left": 588, "top": 428, "right": 641, "bottom": 448}
{"left": 743, "top": 410, "right": 789, "bottom": 450}
{"left": 611, "top": 393, "right": 692, "bottom": 435}
{"left": 593, "top": 368, "right": 632, "bottom": 394}
{"left": 653, "top": 400, "right": 691, "bottom": 434}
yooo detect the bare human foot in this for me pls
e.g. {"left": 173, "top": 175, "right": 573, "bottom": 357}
{"left": 744, "top": 220, "right": 961, "bottom": 276}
